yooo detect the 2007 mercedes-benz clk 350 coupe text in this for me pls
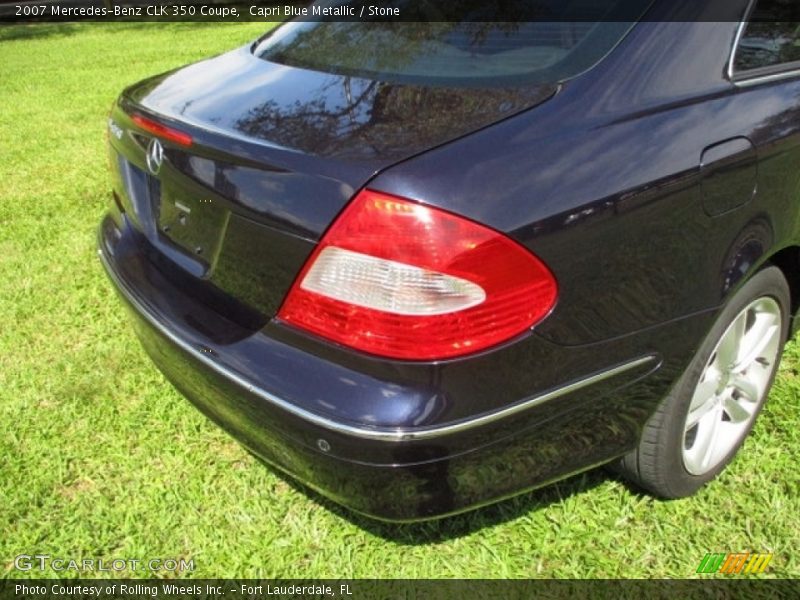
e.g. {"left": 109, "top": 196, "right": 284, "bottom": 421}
{"left": 99, "top": 0, "right": 800, "bottom": 520}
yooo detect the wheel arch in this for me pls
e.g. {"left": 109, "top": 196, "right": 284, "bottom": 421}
{"left": 766, "top": 245, "right": 800, "bottom": 339}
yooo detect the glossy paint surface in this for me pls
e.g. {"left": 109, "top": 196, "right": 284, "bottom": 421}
{"left": 126, "top": 45, "right": 556, "bottom": 165}
{"left": 100, "top": 1, "right": 800, "bottom": 519}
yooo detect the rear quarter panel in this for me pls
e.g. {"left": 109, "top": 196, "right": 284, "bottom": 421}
{"left": 371, "top": 20, "right": 800, "bottom": 347}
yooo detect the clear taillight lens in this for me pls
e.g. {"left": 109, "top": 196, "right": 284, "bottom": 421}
{"left": 278, "top": 190, "right": 558, "bottom": 360}
{"left": 300, "top": 247, "right": 487, "bottom": 316}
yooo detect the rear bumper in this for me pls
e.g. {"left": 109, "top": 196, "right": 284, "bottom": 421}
{"left": 99, "top": 214, "right": 672, "bottom": 521}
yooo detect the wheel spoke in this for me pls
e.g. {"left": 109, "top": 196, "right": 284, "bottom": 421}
{"left": 716, "top": 312, "right": 746, "bottom": 370}
{"left": 734, "top": 312, "right": 779, "bottom": 372}
{"left": 730, "top": 373, "right": 761, "bottom": 403}
{"left": 696, "top": 405, "right": 723, "bottom": 471}
{"left": 722, "top": 393, "right": 755, "bottom": 424}
{"left": 686, "top": 382, "right": 718, "bottom": 430}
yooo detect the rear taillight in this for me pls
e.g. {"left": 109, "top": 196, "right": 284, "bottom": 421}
{"left": 277, "top": 190, "right": 557, "bottom": 360}
{"left": 131, "top": 114, "right": 192, "bottom": 147}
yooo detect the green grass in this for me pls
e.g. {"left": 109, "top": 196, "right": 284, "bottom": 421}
{"left": 1, "top": 22, "right": 799, "bottom": 580}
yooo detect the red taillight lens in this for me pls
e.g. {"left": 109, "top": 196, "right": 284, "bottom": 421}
{"left": 278, "top": 190, "right": 558, "bottom": 360}
{"left": 131, "top": 114, "right": 192, "bottom": 147}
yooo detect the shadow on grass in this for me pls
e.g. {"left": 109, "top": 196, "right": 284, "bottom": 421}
{"left": 259, "top": 458, "right": 623, "bottom": 544}
{"left": 0, "top": 22, "right": 83, "bottom": 41}
{"left": 0, "top": 20, "right": 242, "bottom": 42}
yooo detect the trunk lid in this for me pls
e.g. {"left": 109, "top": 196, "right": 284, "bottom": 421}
{"left": 109, "top": 45, "right": 556, "bottom": 319}
{"left": 127, "top": 45, "right": 556, "bottom": 173}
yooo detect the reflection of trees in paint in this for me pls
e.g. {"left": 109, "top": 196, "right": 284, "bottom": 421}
{"left": 234, "top": 76, "right": 549, "bottom": 159}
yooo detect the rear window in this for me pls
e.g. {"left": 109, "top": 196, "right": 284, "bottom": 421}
{"left": 253, "top": 1, "right": 648, "bottom": 88}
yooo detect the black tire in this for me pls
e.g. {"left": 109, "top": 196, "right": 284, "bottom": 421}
{"left": 616, "top": 266, "right": 790, "bottom": 498}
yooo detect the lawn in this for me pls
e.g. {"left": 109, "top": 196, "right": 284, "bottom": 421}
{"left": 1, "top": 22, "right": 799, "bottom": 580}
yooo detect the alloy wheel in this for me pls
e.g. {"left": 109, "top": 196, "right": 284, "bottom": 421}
{"left": 682, "top": 297, "right": 782, "bottom": 476}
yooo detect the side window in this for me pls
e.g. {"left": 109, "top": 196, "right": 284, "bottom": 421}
{"left": 734, "top": 0, "right": 800, "bottom": 74}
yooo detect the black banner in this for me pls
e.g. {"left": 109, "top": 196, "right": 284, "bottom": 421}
{"left": 2, "top": 0, "right": 799, "bottom": 24}
{"left": 2, "top": 580, "right": 800, "bottom": 600}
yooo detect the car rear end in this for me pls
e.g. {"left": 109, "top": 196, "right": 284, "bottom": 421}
{"left": 99, "top": 9, "right": 665, "bottom": 520}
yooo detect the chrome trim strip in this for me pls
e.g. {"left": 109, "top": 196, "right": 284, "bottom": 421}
{"left": 727, "top": 17, "right": 748, "bottom": 82}
{"left": 98, "top": 239, "right": 657, "bottom": 442}
{"left": 734, "top": 68, "right": 800, "bottom": 88}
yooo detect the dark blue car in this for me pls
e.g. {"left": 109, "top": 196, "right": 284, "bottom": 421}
{"left": 99, "top": 0, "right": 800, "bottom": 520}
